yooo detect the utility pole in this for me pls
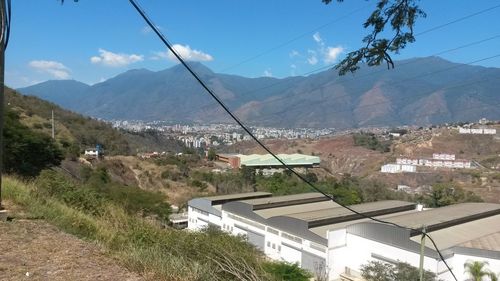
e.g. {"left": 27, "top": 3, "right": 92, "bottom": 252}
{"left": 0, "top": 0, "right": 6, "bottom": 210}
{"left": 51, "top": 110, "right": 55, "bottom": 139}
{"left": 419, "top": 226, "right": 427, "bottom": 281}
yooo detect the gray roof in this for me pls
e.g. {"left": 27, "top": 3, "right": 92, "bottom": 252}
{"left": 169, "top": 213, "right": 188, "bottom": 223}
{"left": 223, "top": 198, "right": 416, "bottom": 246}
{"left": 309, "top": 210, "right": 418, "bottom": 237}
{"left": 409, "top": 214, "right": 500, "bottom": 251}
{"left": 241, "top": 192, "right": 330, "bottom": 210}
{"left": 256, "top": 201, "right": 340, "bottom": 219}
{"left": 459, "top": 231, "right": 500, "bottom": 251}
{"left": 286, "top": 201, "right": 415, "bottom": 228}
{"left": 189, "top": 192, "right": 272, "bottom": 216}
{"left": 346, "top": 203, "right": 500, "bottom": 259}
{"left": 382, "top": 202, "right": 500, "bottom": 233}
{"left": 200, "top": 191, "right": 272, "bottom": 205}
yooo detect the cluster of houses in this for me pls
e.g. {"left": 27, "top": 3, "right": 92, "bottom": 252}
{"left": 381, "top": 153, "right": 474, "bottom": 173}
{"left": 185, "top": 192, "right": 500, "bottom": 281}
{"left": 458, "top": 127, "right": 496, "bottom": 135}
{"left": 396, "top": 153, "right": 473, "bottom": 169}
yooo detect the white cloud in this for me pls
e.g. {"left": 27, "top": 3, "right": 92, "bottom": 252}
{"left": 290, "top": 64, "right": 297, "bottom": 76}
{"left": 153, "top": 44, "right": 213, "bottom": 62}
{"left": 263, "top": 69, "right": 273, "bottom": 77}
{"left": 307, "top": 50, "right": 318, "bottom": 65}
{"left": 289, "top": 50, "right": 300, "bottom": 58}
{"left": 324, "top": 46, "right": 344, "bottom": 63}
{"left": 313, "top": 32, "right": 323, "bottom": 44}
{"left": 29, "top": 60, "right": 70, "bottom": 79}
{"left": 90, "top": 49, "right": 144, "bottom": 67}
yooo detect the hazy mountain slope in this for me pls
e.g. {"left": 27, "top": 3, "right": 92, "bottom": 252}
{"left": 18, "top": 80, "right": 90, "bottom": 112}
{"left": 18, "top": 57, "right": 500, "bottom": 128}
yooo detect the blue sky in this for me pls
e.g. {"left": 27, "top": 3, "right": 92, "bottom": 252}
{"left": 5, "top": 0, "right": 500, "bottom": 88}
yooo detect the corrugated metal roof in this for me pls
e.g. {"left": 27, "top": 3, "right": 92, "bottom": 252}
{"left": 409, "top": 214, "right": 500, "bottom": 250}
{"left": 383, "top": 203, "right": 500, "bottom": 232}
{"left": 239, "top": 153, "right": 320, "bottom": 166}
{"left": 286, "top": 201, "right": 415, "bottom": 222}
{"left": 459, "top": 231, "right": 500, "bottom": 251}
{"left": 309, "top": 210, "right": 418, "bottom": 237}
{"left": 200, "top": 192, "right": 272, "bottom": 203}
{"left": 241, "top": 192, "right": 329, "bottom": 209}
{"left": 255, "top": 201, "right": 340, "bottom": 219}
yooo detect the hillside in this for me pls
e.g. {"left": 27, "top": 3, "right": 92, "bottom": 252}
{"left": 0, "top": 201, "right": 142, "bottom": 281}
{"left": 18, "top": 57, "right": 500, "bottom": 128}
{"left": 224, "top": 125, "right": 500, "bottom": 202}
{"left": 5, "top": 87, "right": 183, "bottom": 155}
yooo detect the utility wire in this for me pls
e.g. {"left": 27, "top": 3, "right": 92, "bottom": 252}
{"left": 270, "top": 76, "right": 500, "bottom": 126}
{"left": 220, "top": 3, "right": 370, "bottom": 72}
{"left": 128, "top": 0, "right": 414, "bottom": 231}
{"left": 129, "top": 1, "right": 460, "bottom": 279}
{"left": 248, "top": 52, "right": 500, "bottom": 124}
{"left": 230, "top": 34, "right": 500, "bottom": 105}
{"left": 415, "top": 3, "right": 500, "bottom": 36}
{"left": 213, "top": 3, "right": 500, "bottom": 100}
{"left": 220, "top": 2, "right": 500, "bottom": 75}
{"left": 0, "top": 0, "right": 10, "bottom": 48}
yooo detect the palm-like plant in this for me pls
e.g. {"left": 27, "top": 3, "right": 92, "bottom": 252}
{"left": 464, "top": 260, "right": 491, "bottom": 281}
{"left": 489, "top": 272, "right": 498, "bottom": 281}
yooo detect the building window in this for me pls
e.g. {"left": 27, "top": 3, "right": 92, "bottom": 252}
{"left": 278, "top": 245, "right": 281, "bottom": 252}
{"left": 267, "top": 241, "right": 271, "bottom": 247}
{"left": 272, "top": 243, "right": 276, "bottom": 249}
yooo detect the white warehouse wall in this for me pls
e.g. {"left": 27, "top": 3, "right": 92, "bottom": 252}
{"left": 327, "top": 231, "right": 449, "bottom": 280}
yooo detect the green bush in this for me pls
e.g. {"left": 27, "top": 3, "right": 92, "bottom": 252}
{"left": 4, "top": 176, "right": 271, "bottom": 280}
{"left": 3, "top": 109, "right": 63, "bottom": 177}
{"left": 263, "top": 261, "right": 312, "bottom": 281}
{"left": 353, "top": 132, "right": 391, "bottom": 152}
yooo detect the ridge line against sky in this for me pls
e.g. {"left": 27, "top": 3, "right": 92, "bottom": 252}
{"left": 5, "top": 0, "right": 500, "bottom": 88}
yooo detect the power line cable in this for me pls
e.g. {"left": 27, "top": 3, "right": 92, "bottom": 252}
{"left": 220, "top": 2, "right": 500, "bottom": 75}
{"left": 0, "top": 0, "right": 11, "bottom": 48}
{"left": 129, "top": 1, "right": 460, "bottom": 279}
{"left": 269, "top": 75, "right": 500, "bottom": 126}
{"left": 220, "top": 3, "right": 371, "bottom": 72}
{"left": 231, "top": 34, "right": 500, "bottom": 105}
{"left": 213, "top": 3, "right": 500, "bottom": 99}
{"left": 415, "top": 3, "right": 500, "bottom": 36}
{"left": 247, "top": 53, "right": 500, "bottom": 124}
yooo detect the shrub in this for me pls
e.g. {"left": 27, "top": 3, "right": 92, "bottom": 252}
{"left": 263, "top": 261, "right": 312, "bottom": 281}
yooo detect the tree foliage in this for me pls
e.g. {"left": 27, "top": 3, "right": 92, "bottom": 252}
{"left": 207, "top": 147, "right": 217, "bottom": 161}
{"left": 3, "top": 109, "right": 63, "bottom": 177}
{"left": 361, "top": 261, "right": 437, "bottom": 281}
{"left": 464, "top": 260, "right": 496, "bottom": 281}
{"left": 263, "top": 261, "right": 313, "bottom": 281}
{"left": 324, "top": 0, "right": 426, "bottom": 75}
{"left": 421, "top": 183, "right": 483, "bottom": 208}
{"left": 353, "top": 132, "right": 391, "bottom": 152}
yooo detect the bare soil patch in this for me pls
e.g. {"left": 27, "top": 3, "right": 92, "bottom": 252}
{"left": 0, "top": 201, "right": 143, "bottom": 281}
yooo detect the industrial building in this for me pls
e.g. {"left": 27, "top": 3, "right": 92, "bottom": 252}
{"left": 187, "top": 191, "right": 272, "bottom": 230}
{"left": 329, "top": 202, "right": 500, "bottom": 281}
{"left": 216, "top": 153, "right": 320, "bottom": 171}
{"left": 187, "top": 192, "right": 500, "bottom": 280}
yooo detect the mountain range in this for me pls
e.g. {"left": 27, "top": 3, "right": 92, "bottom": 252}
{"left": 18, "top": 57, "right": 500, "bottom": 128}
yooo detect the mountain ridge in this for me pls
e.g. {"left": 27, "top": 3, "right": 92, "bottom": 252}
{"left": 18, "top": 56, "right": 500, "bottom": 128}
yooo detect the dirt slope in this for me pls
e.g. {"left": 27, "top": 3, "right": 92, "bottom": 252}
{"left": 0, "top": 201, "right": 143, "bottom": 281}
